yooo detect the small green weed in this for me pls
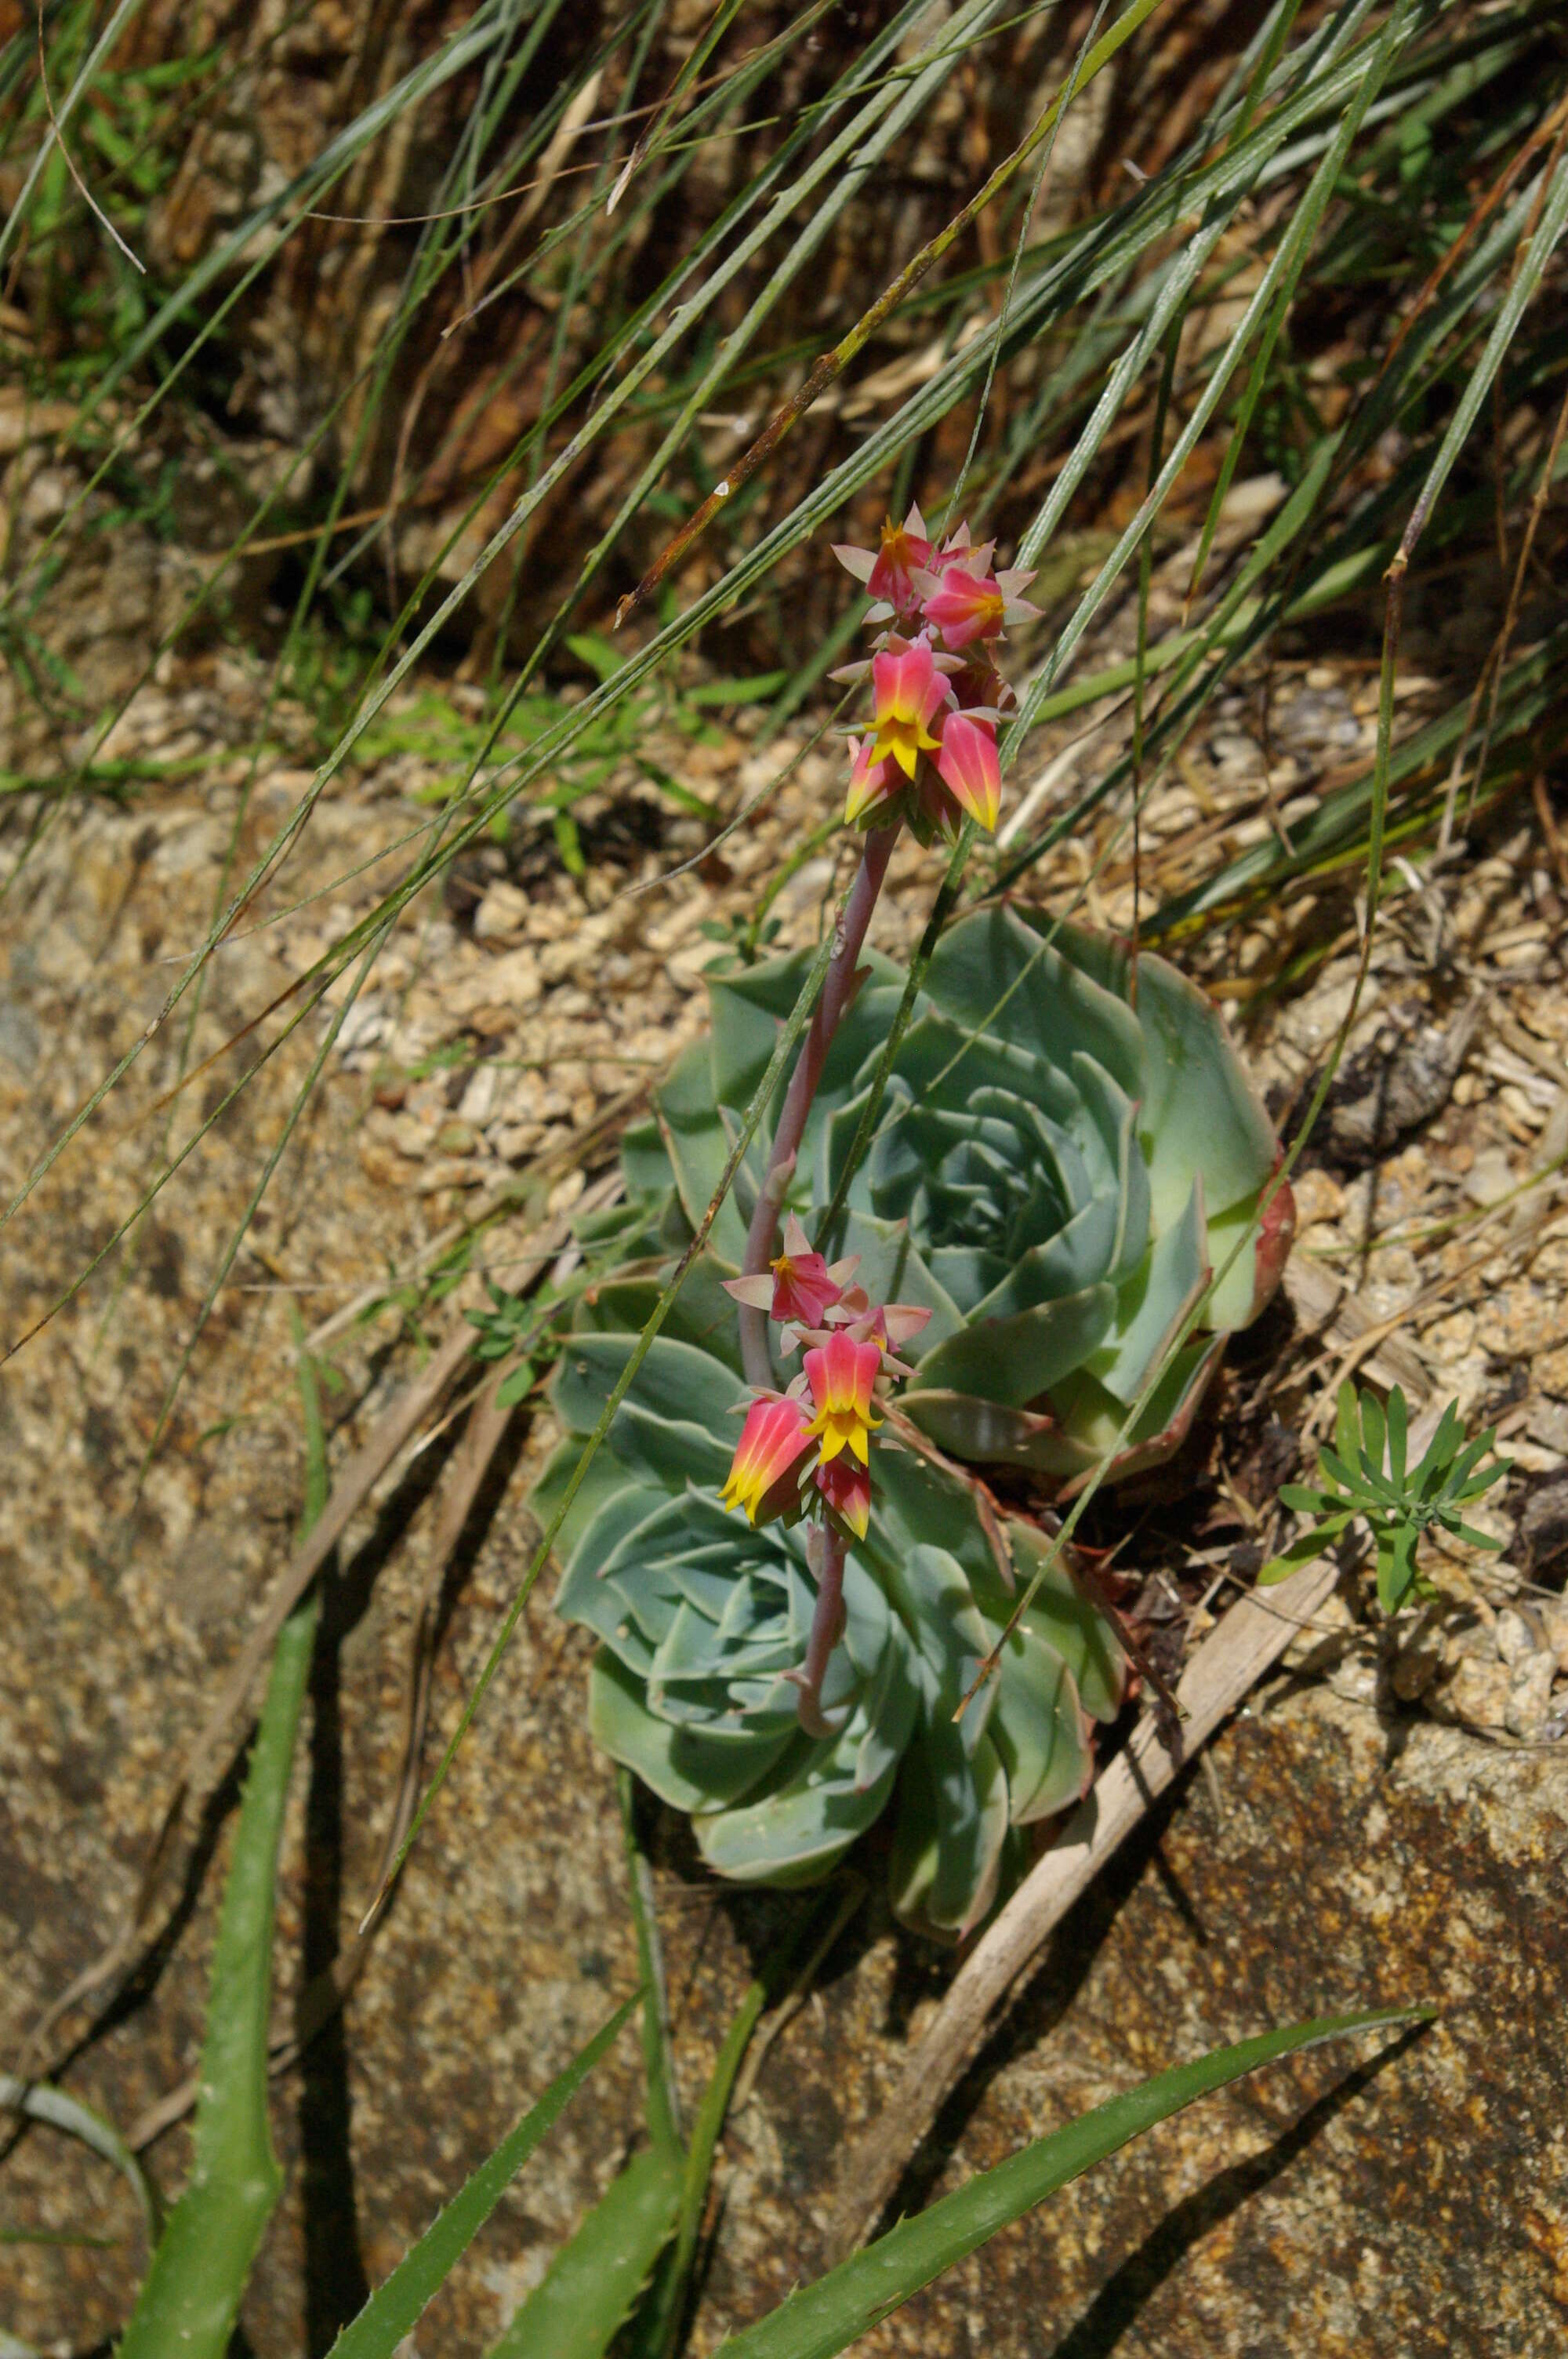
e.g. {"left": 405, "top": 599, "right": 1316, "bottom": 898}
{"left": 1261, "top": 1383, "right": 1512, "bottom": 1613}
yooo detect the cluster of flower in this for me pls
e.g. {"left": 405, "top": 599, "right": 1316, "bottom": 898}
{"left": 719, "top": 1216, "right": 930, "bottom": 1541}
{"left": 831, "top": 505, "right": 1040, "bottom": 841}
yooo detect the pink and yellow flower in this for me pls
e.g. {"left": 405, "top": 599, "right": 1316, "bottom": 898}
{"left": 833, "top": 503, "right": 932, "bottom": 618}
{"left": 845, "top": 1299, "right": 933, "bottom": 1357}
{"left": 803, "top": 1330, "right": 884, "bottom": 1467}
{"left": 935, "top": 711, "right": 1002, "bottom": 834}
{"left": 866, "top": 640, "right": 951, "bottom": 782}
{"left": 720, "top": 1394, "right": 811, "bottom": 1525}
{"left": 920, "top": 561, "right": 1007, "bottom": 650}
{"left": 917, "top": 553, "right": 1040, "bottom": 652}
{"left": 724, "top": 1215, "right": 855, "bottom": 1328}
{"left": 813, "top": 1452, "right": 871, "bottom": 1540}
{"left": 910, "top": 756, "right": 964, "bottom": 846}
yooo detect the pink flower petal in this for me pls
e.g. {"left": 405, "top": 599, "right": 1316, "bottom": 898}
{"left": 935, "top": 711, "right": 1002, "bottom": 833}
{"left": 723, "top": 1273, "right": 778, "bottom": 1310}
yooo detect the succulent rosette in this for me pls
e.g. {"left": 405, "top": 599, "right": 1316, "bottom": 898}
{"left": 533, "top": 1310, "right": 1124, "bottom": 1936}
{"left": 619, "top": 905, "right": 1293, "bottom": 1492}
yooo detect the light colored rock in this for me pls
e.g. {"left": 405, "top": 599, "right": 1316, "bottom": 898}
{"left": 1282, "top": 1584, "right": 1355, "bottom": 1673}
{"left": 1496, "top": 1606, "right": 1539, "bottom": 1667}
{"left": 1464, "top": 1146, "right": 1516, "bottom": 1205}
{"left": 1543, "top": 1599, "right": 1568, "bottom": 1674}
{"left": 1392, "top": 1614, "right": 1445, "bottom": 1702}
{"left": 474, "top": 880, "right": 531, "bottom": 943}
{"left": 448, "top": 946, "right": 542, "bottom": 1016}
{"left": 1443, "top": 1654, "right": 1510, "bottom": 1730}
{"left": 1506, "top": 1649, "right": 1558, "bottom": 1742}
{"left": 457, "top": 1066, "right": 499, "bottom": 1125}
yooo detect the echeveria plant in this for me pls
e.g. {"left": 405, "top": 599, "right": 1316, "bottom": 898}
{"left": 534, "top": 1315, "right": 1124, "bottom": 1936}
{"left": 618, "top": 905, "right": 1294, "bottom": 1492}
{"left": 543, "top": 511, "right": 1290, "bottom": 1925}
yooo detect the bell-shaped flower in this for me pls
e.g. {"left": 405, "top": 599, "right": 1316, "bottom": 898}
{"left": 720, "top": 1392, "right": 811, "bottom": 1525}
{"left": 950, "top": 654, "right": 1016, "bottom": 716}
{"left": 833, "top": 503, "right": 932, "bottom": 620}
{"left": 935, "top": 711, "right": 1003, "bottom": 834}
{"left": 813, "top": 1451, "right": 872, "bottom": 1540}
{"left": 867, "top": 638, "right": 951, "bottom": 782}
{"left": 724, "top": 1215, "right": 855, "bottom": 1329}
{"left": 803, "top": 1330, "right": 884, "bottom": 1467}
{"left": 920, "top": 561, "right": 1006, "bottom": 650}
{"left": 919, "top": 557, "right": 1040, "bottom": 652}
{"left": 844, "top": 1299, "right": 933, "bottom": 1372}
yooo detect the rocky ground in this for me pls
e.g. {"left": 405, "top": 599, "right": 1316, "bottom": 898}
{"left": 2, "top": 453, "right": 1566, "bottom": 2354}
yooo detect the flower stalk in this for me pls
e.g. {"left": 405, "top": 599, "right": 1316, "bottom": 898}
{"left": 737, "top": 823, "right": 897, "bottom": 1386}
{"left": 726, "top": 502, "right": 1037, "bottom": 1713}
{"left": 788, "top": 1521, "right": 848, "bottom": 1736}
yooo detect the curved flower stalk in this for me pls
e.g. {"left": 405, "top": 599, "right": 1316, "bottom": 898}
{"left": 613, "top": 904, "right": 1294, "bottom": 1493}
{"left": 729, "top": 514, "right": 1033, "bottom": 1387}
{"left": 532, "top": 1316, "right": 1125, "bottom": 1937}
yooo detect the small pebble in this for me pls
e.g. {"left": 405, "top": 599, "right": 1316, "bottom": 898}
{"left": 1463, "top": 1147, "right": 1515, "bottom": 1205}
{"left": 1504, "top": 1650, "right": 1557, "bottom": 1743}
{"left": 1494, "top": 1606, "right": 1537, "bottom": 1668}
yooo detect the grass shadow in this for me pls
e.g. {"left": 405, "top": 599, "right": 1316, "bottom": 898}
{"left": 1046, "top": 2022, "right": 1431, "bottom": 2359}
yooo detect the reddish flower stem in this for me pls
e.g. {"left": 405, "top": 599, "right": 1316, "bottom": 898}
{"left": 789, "top": 1519, "right": 849, "bottom": 1737}
{"left": 737, "top": 824, "right": 897, "bottom": 1390}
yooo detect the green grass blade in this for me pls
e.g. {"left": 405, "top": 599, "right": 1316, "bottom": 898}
{"left": 485, "top": 2142, "right": 683, "bottom": 2359}
{"left": 1399, "top": 144, "right": 1568, "bottom": 551}
{"left": 711, "top": 2005, "right": 1431, "bottom": 2359}
{"left": 321, "top": 1992, "right": 642, "bottom": 2359}
{"left": 620, "top": 1769, "right": 683, "bottom": 2158}
{"left": 0, "top": 0, "right": 147, "bottom": 273}
{"left": 630, "top": 1879, "right": 873, "bottom": 2359}
{"left": 116, "top": 1351, "right": 330, "bottom": 2357}
{"left": 634, "top": 1976, "right": 770, "bottom": 2359}
{"left": 0, "top": 2075, "right": 157, "bottom": 2246}
{"left": 114, "top": 1607, "right": 318, "bottom": 2359}
{"left": 1009, "top": 0, "right": 1417, "bottom": 737}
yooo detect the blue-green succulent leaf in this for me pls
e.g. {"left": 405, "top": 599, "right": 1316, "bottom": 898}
{"left": 658, "top": 1036, "right": 748, "bottom": 1260}
{"left": 990, "top": 1634, "right": 1093, "bottom": 1824}
{"left": 707, "top": 951, "right": 902, "bottom": 1113}
{"left": 914, "top": 1284, "right": 1118, "bottom": 1409}
{"left": 826, "top": 1211, "right": 965, "bottom": 1350}
{"left": 1087, "top": 1180, "right": 1209, "bottom": 1407}
{"left": 925, "top": 908, "right": 1143, "bottom": 1098}
{"left": 556, "top": 1333, "right": 749, "bottom": 1438}
{"left": 967, "top": 1201, "right": 1122, "bottom": 1321}
{"left": 1024, "top": 918, "right": 1277, "bottom": 1224}
{"left": 889, "top": 1723, "right": 1011, "bottom": 1940}
{"left": 1004, "top": 1524, "right": 1127, "bottom": 1723}
{"left": 694, "top": 1698, "right": 907, "bottom": 1885}
{"left": 590, "top": 1653, "right": 797, "bottom": 1815}
{"left": 897, "top": 1388, "right": 1085, "bottom": 1475}
{"left": 534, "top": 1438, "right": 646, "bottom": 1571}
